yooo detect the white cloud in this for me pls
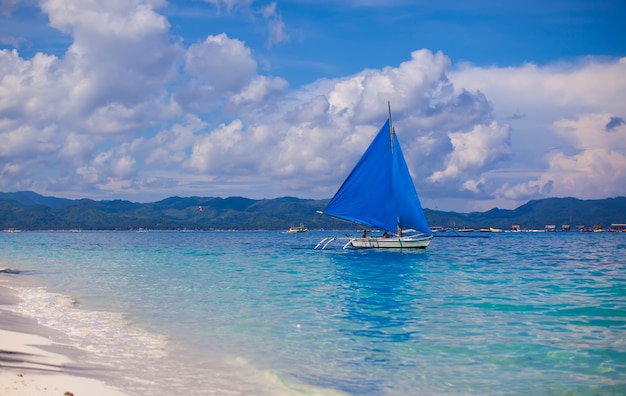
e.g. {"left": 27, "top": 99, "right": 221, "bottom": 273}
{"left": 201, "top": 0, "right": 287, "bottom": 48}
{"left": 0, "top": 0, "right": 182, "bottom": 134}
{"left": 177, "top": 33, "right": 284, "bottom": 110}
{"left": 79, "top": 146, "right": 137, "bottom": 181}
{"left": 204, "top": 0, "right": 253, "bottom": 13}
{"left": 498, "top": 113, "right": 626, "bottom": 201}
{"left": 0, "top": 163, "right": 25, "bottom": 189}
{"left": 59, "top": 132, "right": 97, "bottom": 160}
{"left": 0, "top": 0, "right": 182, "bottom": 195}
{"left": 144, "top": 115, "right": 205, "bottom": 166}
{"left": 185, "top": 119, "right": 279, "bottom": 177}
{"left": 231, "top": 75, "right": 288, "bottom": 105}
{"left": 0, "top": 0, "right": 23, "bottom": 16}
{"left": 129, "top": 48, "right": 517, "bottom": 199}
{"left": 450, "top": 58, "right": 626, "bottom": 207}
{"left": 185, "top": 34, "right": 257, "bottom": 92}
{"left": 0, "top": 49, "right": 62, "bottom": 123}
{"left": 553, "top": 113, "right": 626, "bottom": 150}
{"left": 261, "top": 2, "right": 288, "bottom": 48}
{"left": 41, "top": 0, "right": 169, "bottom": 38}
{"left": 428, "top": 121, "right": 512, "bottom": 185}
{"left": 1, "top": 0, "right": 624, "bottom": 211}
{"left": 229, "top": 49, "right": 508, "bottom": 197}
{"left": 449, "top": 58, "right": 626, "bottom": 157}
{"left": 0, "top": 124, "right": 53, "bottom": 157}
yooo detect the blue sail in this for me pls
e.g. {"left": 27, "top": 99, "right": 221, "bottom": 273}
{"left": 323, "top": 119, "right": 431, "bottom": 236}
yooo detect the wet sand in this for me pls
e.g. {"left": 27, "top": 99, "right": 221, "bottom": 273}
{"left": 0, "top": 277, "right": 129, "bottom": 396}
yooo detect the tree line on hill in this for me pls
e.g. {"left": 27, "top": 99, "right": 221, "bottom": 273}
{"left": 0, "top": 191, "right": 624, "bottom": 231}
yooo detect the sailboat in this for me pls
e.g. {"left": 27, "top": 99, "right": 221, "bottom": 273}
{"left": 316, "top": 103, "right": 433, "bottom": 249}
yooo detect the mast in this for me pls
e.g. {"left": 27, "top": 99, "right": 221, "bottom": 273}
{"left": 388, "top": 101, "right": 394, "bottom": 153}
{"left": 388, "top": 101, "right": 402, "bottom": 236}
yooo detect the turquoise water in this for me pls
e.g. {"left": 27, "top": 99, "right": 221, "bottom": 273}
{"left": 1, "top": 231, "right": 625, "bottom": 395}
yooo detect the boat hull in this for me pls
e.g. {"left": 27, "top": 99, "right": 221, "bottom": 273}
{"left": 287, "top": 224, "right": 307, "bottom": 233}
{"left": 349, "top": 235, "right": 433, "bottom": 249}
{"left": 287, "top": 228, "right": 307, "bottom": 233}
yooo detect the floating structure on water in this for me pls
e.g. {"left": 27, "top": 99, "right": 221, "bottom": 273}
{"left": 287, "top": 224, "right": 308, "bottom": 233}
{"left": 428, "top": 222, "right": 626, "bottom": 233}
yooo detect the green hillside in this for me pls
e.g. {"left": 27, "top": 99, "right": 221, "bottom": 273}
{"left": 426, "top": 197, "right": 626, "bottom": 230}
{"left": 0, "top": 192, "right": 624, "bottom": 231}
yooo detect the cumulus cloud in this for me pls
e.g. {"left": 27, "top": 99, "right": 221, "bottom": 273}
{"left": 144, "top": 115, "right": 205, "bottom": 167}
{"left": 231, "top": 75, "right": 288, "bottom": 105}
{"left": 428, "top": 122, "right": 512, "bottom": 187}
{"left": 499, "top": 113, "right": 626, "bottom": 201}
{"left": 0, "top": 0, "right": 280, "bottom": 199}
{"left": 451, "top": 58, "right": 626, "bottom": 207}
{"left": 185, "top": 119, "right": 280, "bottom": 178}
{"left": 451, "top": 58, "right": 626, "bottom": 114}
{"left": 0, "top": 0, "right": 182, "bottom": 138}
{"left": 185, "top": 34, "right": 257, "bottom": 93}
{"left": 0, "top": 0, "right": 181, "bottom": 195}
{"left": 176, "top": 33, "right": 288, "bottom": 111}
{"left": 236, "top": 49, "right": 512, "bottom": 197}
{"left": 130, "top": 48, "right": 504, "bottom": 198}
{"left": 41, "top": 0, "right": 181, "bottom": 114}
{"left": 1, "top": 0, "right": 624, "bottom": 211}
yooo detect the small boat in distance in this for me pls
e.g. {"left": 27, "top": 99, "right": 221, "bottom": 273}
{"left": 316, "top": 102, "right": 433, "bottom": 249}
{"left": 287, "top": 224, "right": 308, "bottom": 233}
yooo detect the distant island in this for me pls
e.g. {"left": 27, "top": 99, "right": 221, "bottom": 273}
{"left": 1, "top": 191, "right": 625, "bottom": 232}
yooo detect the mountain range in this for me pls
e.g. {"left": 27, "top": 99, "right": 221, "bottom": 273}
{"left": 1, "top": 191, "right": 625, "bottom": 231}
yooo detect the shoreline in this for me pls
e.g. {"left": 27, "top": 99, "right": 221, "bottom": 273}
{"left": 0, "top": 267, "right": 316, "bottom": 396}
{"left": 0, "top": 277, "right": 130, "bottom": 396}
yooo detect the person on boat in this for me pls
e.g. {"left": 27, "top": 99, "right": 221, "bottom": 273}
{"left": 382, "top": 232, "right": 389, "bottom": 238}
{"left": 397, "top": 226, "right": 402, "bottom": 237}
{"left": 362, "top": 230, "right": 368, "bottom": 238}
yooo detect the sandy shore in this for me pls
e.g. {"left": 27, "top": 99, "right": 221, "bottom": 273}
{"left": 0, "top": 275, "right": 130, "bottom": 396}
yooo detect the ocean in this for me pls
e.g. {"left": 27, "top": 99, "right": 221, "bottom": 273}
{"left": 1, "top": 230, "right": 625, "bottom": 395}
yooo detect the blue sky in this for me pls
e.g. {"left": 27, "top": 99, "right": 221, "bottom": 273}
{"left": 0, "top": 0, "right": 625, "bottom": 212}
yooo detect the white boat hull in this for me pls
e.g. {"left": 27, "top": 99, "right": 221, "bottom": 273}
{"left": 287, "top": 229, "right": 307, "bottom": 233}
{"left": 348, "top": 235, "right": 433, "bottom": 249}
{"left": 287, "top": 224, "right": 307, "bottom": 233}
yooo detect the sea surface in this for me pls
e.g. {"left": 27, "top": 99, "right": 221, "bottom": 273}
{"left": 1, "top": 230, "right": 625, "bottom": 395}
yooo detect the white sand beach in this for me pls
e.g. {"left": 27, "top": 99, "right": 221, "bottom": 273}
{"left": 0, "top": 280, "right": 129, "bottom": 396}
